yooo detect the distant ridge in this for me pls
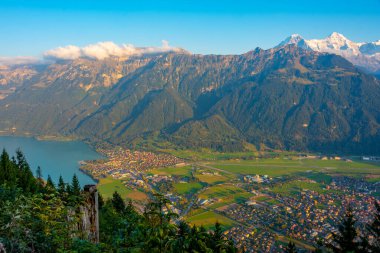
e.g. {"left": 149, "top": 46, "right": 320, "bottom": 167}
{"left": 277, "top": 32, "right": 380, "bottom": 74}
{"left": 1, "top": 44, "right": 380, "bottom": 154}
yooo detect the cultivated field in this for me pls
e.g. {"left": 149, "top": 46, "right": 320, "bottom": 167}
{"left": 186, "top": 210, "right": 236, "bottom": 229}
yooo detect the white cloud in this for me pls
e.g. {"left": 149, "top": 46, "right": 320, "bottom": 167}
{"left": 0, "top": 56, "right": 39, "bottom": 66}
{"left": 43, "top": 45, "right": 81, "bottom": 60}
{"left": 43, "top": 40, "right": 185, "bottom": 60}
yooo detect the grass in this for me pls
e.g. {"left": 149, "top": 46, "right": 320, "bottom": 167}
{"left": 159, "top": 148, "right": 260, "bottom": 161}
{"left": 195, "top": 174, "right": 229, "bottom": 184}
{"left": 98, "top": 177, "right": 133, "bottom": 200}
{"left": 174, "top": 182, "right": 203, "bottom": 195}
{"left": 209, "top": 164, "right": 313, "bottom": 176}
{"left": 302, "top": 172, "right": 333, "bottom": 184}
{"left": 199, "top": 184, "right": 245, "bottom": 199}
{"left": 254, "top": 196, "right": 280, "bottom": 205}
{"left": 199, "top": 184, "right": 252, "bottom": 208}
{"left": 149, "top": 165, "right": 193, "bottom": 176}
{"left": 206, "top": 158, "right": 380, "bottom": 179}
{"left": 271, "top": 180, "right": 326, "bottom": 196}
{"left": 126, "top": 191, "right": 148, "bottom": 201}
{"left": 186, "top": 211, "right": 235, "bottom": 230}
{"left": 366, "top": 176, "right": 380, "bottom": 182}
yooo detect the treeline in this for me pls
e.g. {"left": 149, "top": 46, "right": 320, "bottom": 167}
{"left": 0, "top": 149, "right": 237, "bottom": 252}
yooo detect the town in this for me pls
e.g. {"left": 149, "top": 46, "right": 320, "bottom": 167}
{"left": 80, "top": 148, "right": 380, "bottom": 252}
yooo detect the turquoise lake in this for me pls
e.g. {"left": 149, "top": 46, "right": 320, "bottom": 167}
{"left": 0, "top": 136, "right": 102, "bottom": 185}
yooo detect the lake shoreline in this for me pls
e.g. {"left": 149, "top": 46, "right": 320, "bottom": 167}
{"left": 0, "top": 135, "right": 103, "bottom": 185}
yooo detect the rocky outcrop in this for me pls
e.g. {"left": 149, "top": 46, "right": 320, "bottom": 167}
{"left": 80, "top": 185, "right": 99, "bottom": 243}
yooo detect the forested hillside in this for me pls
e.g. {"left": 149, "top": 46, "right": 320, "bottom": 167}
{"left": 1, "top": 45, "right": 380, "bottom": 154}
{"left": 0, "top": 149, "right": 237, "bottom": 252}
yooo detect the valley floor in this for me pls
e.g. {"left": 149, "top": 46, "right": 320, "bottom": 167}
{"left": 81, "top": 148, "right": 380, "bottom": 252}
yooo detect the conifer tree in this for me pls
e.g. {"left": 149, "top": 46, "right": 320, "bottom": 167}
{"left": 328, "top": 206, "right": 361, "bottom": 253}
{"left": 111, "top": 191, "right": 125, "bottom": 214}
{"left": 0, "top": 149, "right": 16, "bottom": 186}
{"left": 125, "top": 199, "right": 135, "bottom": 214}
{"left": 71, "top": 174, "right": 81, "bottom": 196}
{"left": 285, "top": 241, "right": 297, "bottom": 253}
{"left": 66, "top": 183, "right": 72, "bottom": 195}
{"left": 36, "top": 166, "right": 43, "bottom": 180}
{"left": 367, "top": 201, "right": 380, "bottom": 251}
{"left": 98, "top": 192, "right": 104, "bottom": 209}
{"left": 58, "top": 175, "right": 66, "bottom": 195}
{"left": 15, "top": 149, "right": 36, "bottom": 193}
{"left": 46, "top": 175, "right": 55, "bottom": 189}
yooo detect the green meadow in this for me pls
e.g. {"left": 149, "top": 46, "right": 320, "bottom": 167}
{"left": 98, "top": 177, "right": 133, "bottom": 199}
{"left": 174, "top": 182, "right": 204, "bottom": 195}
{"left": 199, "top": 184, "right": 252, "bottom": 208}
{"left": 186, "top": 211, "right": 236, "bottom": 229}
{"left": 206, "top": 158, "right": 380, "bottom": 179}
{"left": 149, "top": 165, "right": 193, "bottom": 176}
{"left": 271, "top": 180, "right": 326, "bottom": 196}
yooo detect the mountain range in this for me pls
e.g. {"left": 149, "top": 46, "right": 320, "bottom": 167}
{"left": 278, "top": 32, "right": 380, "bottom": 75}
{"left": 1, "top": 33, "right": 380, "bottom": 154}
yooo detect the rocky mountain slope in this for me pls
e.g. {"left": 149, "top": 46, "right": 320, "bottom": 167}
{"left": 1, "top": 44, "right": 380, "bottom": 154}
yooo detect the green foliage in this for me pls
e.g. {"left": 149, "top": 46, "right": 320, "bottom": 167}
{"left": 326, "top": 206, "right": 367, "bottom": 253}
{"left": 366, "top": 201, "right": 380, "bottom": 252}
{"left": 0, "top": 149, "right": 88, "bottom": 252}
{"left": 0, "top": 149, "right": 238, "bottom": 253}
{"left": 111, "top": 191, "right": 125, "bottom": 214}
{"left": 71, "top": 174, "right": 81, "bottom": 196}
{"left": 99, "top": 193, "right": 237, "bottom": 252}
{"left": 285, "top": 241, "right": 297, "bottom": 253}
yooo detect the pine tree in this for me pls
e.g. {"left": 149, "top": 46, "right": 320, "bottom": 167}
{"left": 367, "top": 201, "right": 380, "bottom": 251}
{"left": 111, "top": 191, "right": 125, "bottom": 214}
{"left": 0, "top": 149, "right": 17, "bottom": 186}
{"left": 58, "top": 175, "right": 66, "bottom": 195}
{"left": 65, "top": 185, "right": 72, "bottom": 201}
{"left": 71, "top": 174, "right": 81, "bottom": 196}
{"left": 36, "top": 166, "right": 43, "bottom": 180}
{"left": 98, "top": 193, "right": 104, "bottom": 209}
{"left": 284, "top": 241, "right": 297, "bottom": 253}
{"left": 15, "top": 149, "right": 37, "bottom": 193}
{"left": 328, "top": 206, "right": 361, "bottom": 253}
{"left": 46, "top": 175, "right": 55, "bottom": 189}
{"left": 125, "top": 199, "right": 135, "bottom": 215}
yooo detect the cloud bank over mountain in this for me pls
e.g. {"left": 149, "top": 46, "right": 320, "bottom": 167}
{"left": 43, "top": 40, "right": 185, "bottom": 60}
{"left": 0, "top": 56, "right": 39, "bottom": 66}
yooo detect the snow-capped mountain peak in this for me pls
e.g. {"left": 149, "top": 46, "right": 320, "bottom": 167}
{"left": 306, "top": 32, "right": 360, "bottom": 56}
{"left": 276, "top": 32, "right": 380, "bottom": 74}
{"left": 327, "top": 32, "right": 347, "bottom": 40}
{"left": 276, "top": 34, "right": 309, "bottom": 49}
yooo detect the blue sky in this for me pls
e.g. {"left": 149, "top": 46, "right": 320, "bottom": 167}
{"left": 1, "top": 0, "right": 380, "bottom": 57}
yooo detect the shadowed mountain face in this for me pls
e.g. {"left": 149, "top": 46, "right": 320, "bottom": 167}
{"left": 1, "top": 45, "right": 380, "bottom": 154}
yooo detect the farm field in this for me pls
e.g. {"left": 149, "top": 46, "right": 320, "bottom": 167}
{"left": 271, "top": 180, "right": 326, "bottom": 196}
{"left": 199, "top": 184, "right": 252, "bottom": 208}
{"left": 208, "top": 163, "right": 314, "bottom": 176}
{"left": 186, "top": 210, "right": 236, "bottom": 229}
{"left": 98, "top": 177, "right": 148, "bottom": 201}
{"left": 195, "top": 173, "right": 229, "bottom": 184}
{"left": 98, "top": 177, "right": 133, "bottom": 199}
{"left": 159, "top": 148, "right": 263, "bottom": 161}
{"left": 174, "top": 182, "right": 204, "bottom": 195}
{"left": 206, "top": 158, "right": 380, "bottom": 179}
{"left": 149, "top": 165, "right": 192, "bottom": 176}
